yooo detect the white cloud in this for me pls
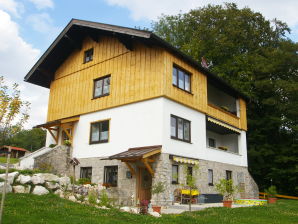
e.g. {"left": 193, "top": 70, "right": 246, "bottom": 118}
{"left": 105, "top": 0, "right": 298, "bottom": 30}
{"left": 29, "top": 0, "right": 54, "bottom": 10}
{"left": 0, "top": 0, "right": 24, "bottom": 17}
{"left": 0, "top": 9, "right": 49, "bottom": 129}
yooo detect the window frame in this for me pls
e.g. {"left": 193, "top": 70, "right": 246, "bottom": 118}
{"left": 208, "top": 169, "right": 214, "bottom": 186}
{"left": 226, "top": 170, "right": 232, "bottom": 180}
{"left": 208, "top": 138, "right": 216, "bottom": 148}
{"left": 171, "top": 114, "right": 191, "bottom": 143}
{"left": 80, "top": 167, "right": 92, "bottom": 180}
{"left": 93, "top": 75, "right": 111, "bottom": 99}
{"left": 84, "top": 48, "right": 94, "bottom": 63}
{"left": 172, "top": 164, "right": 179, "bottom": 184}
{"left": 103, "top": 166, "right": 118, "bottom": 187}
{"left": 172, "top": 64, "right": 192, "bottom": 93}
{"left": 89, "top": 119, "right": 110, "bottom": 144}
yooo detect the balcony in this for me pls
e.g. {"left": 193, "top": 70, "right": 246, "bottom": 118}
{"left": 207, "top": 83, "right": 238, "bottom": 116}
{"left": 206, "top": 117, "right": 240, "bottom": 154}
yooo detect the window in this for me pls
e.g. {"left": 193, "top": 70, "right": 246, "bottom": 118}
{"left": 90, "top": 120, "right": 109, "bottom": 144}
{"left": 172, "top": 65, "right": 191, "bottom": 92}
{"left": 80, "top": 167, "right": 92, "bottom": 180}
{"left": 104, "top": 166, "right": 118, "bottom": 187}
{"left": 84, "top": 48, "right": 93, "bottom": 63}
{"left": 208, "top": 138, "right": 216, "bottom": 148}
{"left": 171, "top": 115, "right": 191, "bottom": 142}
{"left": 208, "top": 169, "right": 213, "bottom": 186}
{"left": 187, "top": 166, "right": 193, "bottom": 185}
{"left": 226, "top": 170, "right": 232, "bottom": 180}
{"left": 93, "top": 75, "right": 110, "bottom": 98}
{"left": 172, "top": 165, "right": 179, "bottom": 184}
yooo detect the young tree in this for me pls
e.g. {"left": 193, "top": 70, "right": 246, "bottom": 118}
{"left": 153, "top": 3, "right": 298, "bottom": 195}
{"left": 0, "top": 76, "right": 30, "bottom": 145}
{"left": 182, "top": 165, "right": 199, "bottom": 211}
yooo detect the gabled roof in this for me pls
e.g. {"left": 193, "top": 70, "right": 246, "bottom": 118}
{"left": 109, "top": 145, "right": 162, "bottom": 160}
{"left": 24, "top": 19, "right": 248, "bottom": 100}
{"left": 1, "top": 145, "right": 29, "bottom": 152}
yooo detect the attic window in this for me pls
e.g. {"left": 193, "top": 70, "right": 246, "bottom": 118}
{"left": 84, "top": 48, "right": 94, "bottom": 63}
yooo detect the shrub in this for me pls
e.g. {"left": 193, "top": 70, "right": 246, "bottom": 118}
{"left": 215, "top": 179, "right": 239, "bottom": 201}
{"left": 49, "top": 144, "right": 57, "bottom": 148}
{"left": 99, "top": 189, "right": 112, "bottom": 208}
{"left": 77, "top": 178, "right": 91, "bottom": 185}
{"left": 265, "top": 186, "right": 277, "bottom": 198}
{"left": 88, "top": 189, "right": 98, "bottom": 205}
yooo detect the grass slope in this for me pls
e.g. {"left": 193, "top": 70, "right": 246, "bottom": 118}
{"left": 3, "top": 194, "right": 298, "bottom": 224}
{"left": 0, "top": 157, "right": 19, "bottom": 164}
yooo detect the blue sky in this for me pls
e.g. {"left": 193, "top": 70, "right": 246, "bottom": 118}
{"left": 0, "top": 0, "right": 297, "bottom": 128}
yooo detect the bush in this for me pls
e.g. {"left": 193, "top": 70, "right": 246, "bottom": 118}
{"left": 88, "top": 189, "right": 98, "bottom": 205}
{"left": 265, "top": 185, "right": 277, "bottom": 198}
{"left": 49, "top": 144, "right": 57, "bottom": 148}
{"left": 99, "top": 189, "right": 112, "bottom": 208}
{"left": 77, "top": 178, "right": 91, "bottom": 185}
{"left": 215, "top": 179, "right": 239, "bottom": 201}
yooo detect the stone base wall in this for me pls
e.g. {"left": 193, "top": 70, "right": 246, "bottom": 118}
{"left": 34, "top": 145, "right": 72, "bottom": 176}
{"left": 151, "top": 153, "right": 259, "bottom": 205}
{"left": 76, "top": 158, "right": 136, "bottom": 206}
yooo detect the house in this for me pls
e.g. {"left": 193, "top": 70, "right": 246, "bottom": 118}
{"left": 0, "top": 146, "right": 30, "bottom": 158}
{"left": 24, "top": 19, "right": 258, "bottom": 205}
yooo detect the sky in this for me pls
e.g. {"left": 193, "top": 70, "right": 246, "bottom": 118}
{"left": 0, "top": 0, "right": 298, "bottom": 129}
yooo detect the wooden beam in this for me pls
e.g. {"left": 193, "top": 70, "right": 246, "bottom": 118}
{"left": 142, "top": 149, "right": 161, "bottom": 159}
{"left": 61, "top": 116, "right": 80, "bottom": 124}
{"left": 117, "top": 36, "right": 133, "bottom": 51}
{"left": 48, "top": 128, "right": 59, "bottom": 144}
{"left": 142, "top": 158, "right": 154, "bottom": 176}
{"left": 124, "top": 162, "right": 136, "bottom": 176}
{"left": 64, "top": 34, "right": 82, "bottom": 50}
{"left": 61, "top": 125, "right": 72, "bottom": 141}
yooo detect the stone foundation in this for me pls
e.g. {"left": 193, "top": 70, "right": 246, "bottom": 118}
{"left": 34, "top": 151, "right": 258, "bottom": 206}
{"left": 34, "top": 145, "right": 72, "bottom": 176}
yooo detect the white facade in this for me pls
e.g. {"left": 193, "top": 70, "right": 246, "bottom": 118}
{"left": 46, "top": 97, "right": 248, "bottom": 167}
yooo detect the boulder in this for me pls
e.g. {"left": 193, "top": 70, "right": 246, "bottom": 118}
{"left": 31, "top": 174, "right": 45, "bottom": 185}
{"left": 16, "top": 175, "right": 31, "bottom": 184}
{"left": 45, "top": 181, "right": 60, "bottom": 189}
{"left": 59, "top": 176, "right": 71, "bottom": 186}
{"left": 130, "top": 208, "right": 139, "bottom": 214}
{"left": 13, "top": 185, "right": 31, "bottom": 194}
{"left": 32, "top": 186, "right": 49, "bottom": 195}
{"left": 0, "top": 182, "right": 12, "bottom": 193}
{"left": 36, "top": 173, "right": 59, "bottom": 182}
{"left": 149, "top": 211, "right": 161, "bottom": 217}
{"left": 54, "top": 189, "right": 62, "bottom": 195}
{"left": 68, "top": 195, "right": 76, "bottom": 202}
{"left": 0, "top": 172, "right": 19, "bottom": 185}
{"left": 120, "top": 207, "right": 131, "bottom": 212}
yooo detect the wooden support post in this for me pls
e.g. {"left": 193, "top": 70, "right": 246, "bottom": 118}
{"left": 61, "top": 125, "right": 72, "bottom": 141}
{"left": 124, "top": 162, "right": 136, "bottom": 176}
{"left": 48, "top": 128, "right": 59, "bottom": 144}
{"left": 0, "top": 146, "right": 11, "bottom": 224}
{"left": 142, "top": 158, "right": 154, "bottom": 177}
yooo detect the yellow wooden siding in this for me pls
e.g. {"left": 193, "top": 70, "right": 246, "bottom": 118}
{"left": 239, "top": 99, "right": 247, "bottom": 131}
{"left": 163, "top": 51, "right": 208, "bottom": 113}
{"left": 47, "top": 36, "right": 247, "bottom": 130}
{"left": 47, "top": 37, "right": 164, "bottom": 121}
{"left": 162, "top": 51, "right": 247, "bottom": 130}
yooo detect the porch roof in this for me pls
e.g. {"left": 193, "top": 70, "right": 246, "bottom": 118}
{"left": 109, "top": 145, "right": 162, "bottom": 160}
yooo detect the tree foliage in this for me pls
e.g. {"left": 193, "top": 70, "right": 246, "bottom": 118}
{"left": 0, "top": 76, "right": 30, "bottom": 145}
{"left": 153, "top": 3, "right": 298, "bottom": 195}
{"left": 4, "top": 128, "right": 46, "bottom": 151}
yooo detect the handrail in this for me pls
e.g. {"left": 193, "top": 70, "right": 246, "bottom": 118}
{"left": 259, "top": 192, "right": 298, "bottom": 200}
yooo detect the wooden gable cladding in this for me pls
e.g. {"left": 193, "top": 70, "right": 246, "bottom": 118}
{"left": 163, "top": 51, "right": 208, "bottom": 113}
{"left": 162, "top": 51, "right": 247, "bottom": 131}
{"left": 47, "top": 36, "right": 164, "bottom": 122}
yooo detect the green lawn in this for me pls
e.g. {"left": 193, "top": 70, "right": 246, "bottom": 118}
{"left": 3, "top": 194, "right": 298, "bottom": 224}
{"left": 0, "top": 157, "right": 19, "bottom": 164}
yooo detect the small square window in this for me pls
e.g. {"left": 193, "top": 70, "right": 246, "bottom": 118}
{"left": 226, "top": 170, "right": 232, "bottom": 180}
{"left": 93, "top": 75, "right": 111, "bottom": 98}
{"left": 208, "top": 138, "right": 216, "bottom": 148}
{"left": 84, "top": 48, "right": 93, "bottom": 63}
{"left": 80, "top": 167, "right": 92, "bottom": 180}
{"left": 90, "top": 120, "right": 109, "bottom": 144}
{"left": 104, "top": 166, "right": 118, "bottom": 187}
{"left": 172, "top": 65, "right": 191, "bottom": 93}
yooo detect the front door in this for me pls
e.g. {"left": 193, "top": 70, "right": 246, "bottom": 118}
{"left": 137, "top": 167, "right": 152, "bottom": 202}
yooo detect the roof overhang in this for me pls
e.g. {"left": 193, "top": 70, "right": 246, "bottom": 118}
{"left": 24, "top": 19, "right": 248, "bottom": 100}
